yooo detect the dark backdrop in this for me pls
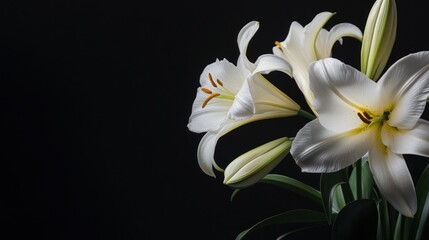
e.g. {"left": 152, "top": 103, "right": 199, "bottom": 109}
{"left": 2, "top": 0, "right": 429, "bottom": 239}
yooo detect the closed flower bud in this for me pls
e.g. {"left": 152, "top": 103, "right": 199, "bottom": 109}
{"left": 361, "top": 0, "right": 397, "bottom": 81}
{"left": 223, "top": 137, "right": 292, "bottom": 188}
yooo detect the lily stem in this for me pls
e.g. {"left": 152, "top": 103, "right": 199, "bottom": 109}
{"left": 356, "top": 158, "right": 362, "bottom": 200}
{"left": 298, "top": 109, "right": 316, "bottom": 120}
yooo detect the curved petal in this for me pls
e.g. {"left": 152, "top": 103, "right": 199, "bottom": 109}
{"left": 200, "top": 59, "right": 245, "bottom": 93}
{"left": 228, "top": 74, "right": 300, "bottom": 120}
{"left": 378, "top": 51, "right": 429, "bottom": 129}
{"left": 198, "top": 112, "right": 299, "bottom": 177}
{"left": 309, "top": 58, "right": 379, "bottom": 132}
{"left": 290, "top": 120, "right": 373, "bottom": 173}
{"left": 304, "top": 12, "right": 335, "bottom": 60}
{"left": 382, "top": 119, "right": 429, "bottom": 157}
{"left": 237, "top": 21, "right": 259, "bottom": 72}
{"left": 368, "top": 141, "right": 417, "bottom": 217}
{"left": 254, "top": 54, "right": 292, "bottom": 77}
{"left": 316, "top": 23, "right": 363, "bottom": 58}
{"left": 187, "top": 92, "right": 230, "bottom": 133}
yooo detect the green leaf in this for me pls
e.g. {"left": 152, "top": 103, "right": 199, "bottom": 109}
{"left": 230, "top": 189, "right": 240, "bottom": 201}
{"left": 235, "top": 209, "right": 326, "bottom": 240}
{"left": 409, "top": 164, "right": 429, "bottom": 240}
{"left": 259, "top": 174, "right": 322, "bottom": 206}
{"left": 393, "top": 214, "right": 402, "bottom": 240}
{"left": 276, "top": 224, "right": 327, "bottom": 240}
{"left": 332, "top": 199, "right": 378, "bottom": 240}
{"left": 349, "top": 160, "right": 374, "bottom": 199}
{"left": 320, "top": 169, "right": 352, "bottom": 224}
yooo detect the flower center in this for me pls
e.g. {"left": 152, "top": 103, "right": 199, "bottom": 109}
{"left": 357, "top": 110, "right": 390, "bottom": 125}
{"left": 200, "top": 73, "right": 234, "bottom": 108}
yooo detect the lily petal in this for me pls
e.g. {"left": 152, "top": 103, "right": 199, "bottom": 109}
{"left": 237, "top": 21, "right": 259, "bottom": 73}
{"left": 368, "top": 140, "right": 417, "bottom": 217}
{"left": 303, "top": 12, "right": 335, "bottom": 60}
{"left": 316, "top": 23, "right": 363, "bottom": 58}
{"left": 254, "top": 54, "right": 292, "bottom": 77}
{"left": 290, "top": 119, "right": 373, "bottom": 173}
{"left": 378, "top": 51, "right": 429, "bottom": 129}
{"left": 382, "top": 119, "right": 429, "bottom": 157}
{"left": 228, "top": 74, "right": 300, "bottom": 120}
{"left": 309, "top": 58, "right": 379, "bottom": 132}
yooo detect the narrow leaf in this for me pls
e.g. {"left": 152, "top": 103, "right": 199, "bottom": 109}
{"left": 259, "top": 174, "right": 322, "bottom": 206}
{"left": 235, "top": 209, "right": 326, "bottom": 240}
{"left": 321, "top": 169, "right": 350, "bottom": 224}
{"left": 349, "top": 160, "right": 374, "bottom": 199}
{"left": 409, "top": 164, "right": 429, "bottom": 240}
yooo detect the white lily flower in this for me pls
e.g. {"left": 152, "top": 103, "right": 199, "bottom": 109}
{"left": 273, "top": 12, "right": 362, "bottom": 115}
{"left": 188, "top": 21, "right": 300, "bottom": 177}
{"left": 223, "top": 137, "right": 292, "bottom": 188}
{"left": 290, "top": 52, "right": 429, "bottom": 217}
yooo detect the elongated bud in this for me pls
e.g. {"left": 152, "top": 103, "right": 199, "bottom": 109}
{"left": 223, "top": 137, "right": 292, "bottom": 188}
{"left": 361, "top": 0, "right": 397, "bottom": 81}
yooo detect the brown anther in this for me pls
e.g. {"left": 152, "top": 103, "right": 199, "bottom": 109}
{"left": 201, "top": 88, "right": 212, "bottom": 94}
{"left": 202, "top": 93, "right": 220, "bottom": 108}
{"left": 208, "top": 73, "right": 217, "bottom": 88}
{"left": 363, "top": 111, "right": 373, "bottom": 119}
{"left": 216, "top": 79, "right": 223, "bottom": 87}
{"left": 358, "top": 112, "right": 371, "bottom": 124}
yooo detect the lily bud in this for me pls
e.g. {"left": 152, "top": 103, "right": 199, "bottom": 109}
{"left": 223, "top": 137, "right": 292, "bottom": 188}
{"left": 361, "top": 0, "right": 397, "bottom": 81}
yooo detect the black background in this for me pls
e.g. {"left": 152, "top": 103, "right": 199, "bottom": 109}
{"left": 2, "top": 0, "right": 429, "bottom": 239}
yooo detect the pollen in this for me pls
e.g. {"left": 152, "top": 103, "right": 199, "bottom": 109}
{"left": 202, "top": 93, "right": 220, "bottom": 108}
{"left": 275, "top": 41, "right": 282, "bottom": 47}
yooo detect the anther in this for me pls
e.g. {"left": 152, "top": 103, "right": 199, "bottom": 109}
{"left": 357, "top": 112, "right": 371, "bottom": 124}
{"left": 208, "top": 73, "right": 217, "bottom": 88}
{"left": 363, "top": 111, "right": 373, "bottom": 119}
{"left": 275, "top": 41, "right": 281, "bottom": 47}
{"left": 201, "top": 88, "right": 212, "bottom": 94}
{"left": 202, "top": 93, "right": 220, "bottom": 108}
{"left": 216, "top": 79, "right": 223, "bottom": 87}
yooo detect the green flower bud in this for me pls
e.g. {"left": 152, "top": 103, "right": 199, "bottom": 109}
{"left": 223, "top": 137, "right": 292, "bottom": 188}
{"left": 361, "top": 0, "right": 397, "bottom": 81}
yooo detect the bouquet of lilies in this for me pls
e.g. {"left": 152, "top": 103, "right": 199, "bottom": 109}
{"left": 187, "top": 0, "right": 429, "bottom": 239}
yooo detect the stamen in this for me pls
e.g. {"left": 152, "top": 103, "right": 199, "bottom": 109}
{"left": 216, "top": 79, "right": 223, "bottom": 87}
{"left": 357, "top": 112, "right": 371, "bottom": 124}
{"left": 363, "top": 111, "right": 373, "bottom": 119}
{"left": 202, "top": 93, "right": 220, "bottom": 108}
{"left": 208, "top": 73, "right": 217, "bottom": 88}
{"left": 274, "top": 41, "right": 282, "bottom": 47}
{"left": 201, "top": 88, "right": 212, "bottom": 94}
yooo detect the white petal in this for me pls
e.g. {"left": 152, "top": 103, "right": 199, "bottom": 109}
{"left": 378, "top": 51, "right": 429, "bottom": 129}
{"left": 198, "top": 113, "right": 296, "bottom": 177}
{"left": 237, "top": 21, "right": 259, "bottom": 72}
{"left": 197, "top": 120, "right": 248, "bottom": 177}
{"left": 368, "top": 141, "right": 417, "bottom": 217}
{"left": 254, "top": 54, "right": 292, "bottom": 77}
{"left": 309, "top": 58, "right": 379, "bottom": 132}
{"left": 316, "top": 23, "right": 363, "bottom": 58}
{"left": 290, "top": 120, "right": 373, "bottom": 173}
{"left": 382, "top": 119, "right": 429, "bottom": 157}
{"left": 303, "top": 12, "right": 335, "bottom": 60}
{"left": 201, "top": 59, "right": 245, "bottom": 93}
{"left": 228, "top": 74, "right": 300, "bottom": 120}
{"left": 187, "top": 92, "right": 230, "bottom": 133}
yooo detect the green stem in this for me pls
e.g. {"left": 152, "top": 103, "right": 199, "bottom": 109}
{"left": 298, "top": 109, "right": 317, "bottom": 120}
{"left": 356, "top": 159, "right": 362, "bottom": 200}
